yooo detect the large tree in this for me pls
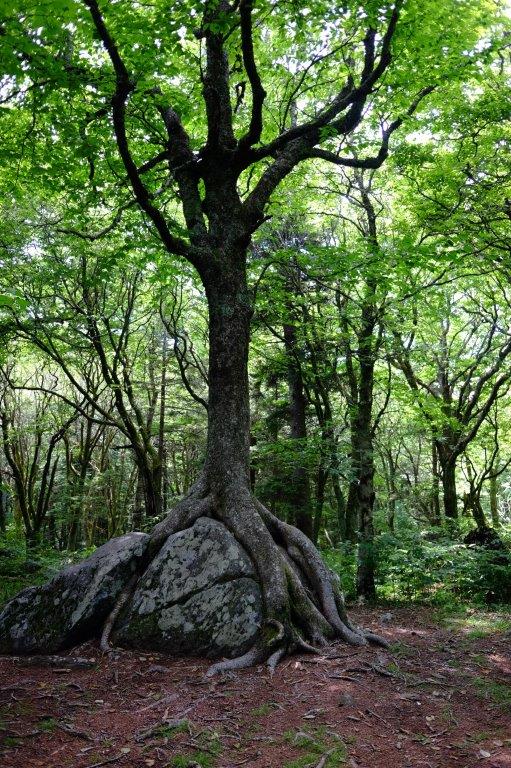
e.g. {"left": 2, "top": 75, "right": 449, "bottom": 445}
{"left": 0, "top": 0, "right": 493, "bottom": 667}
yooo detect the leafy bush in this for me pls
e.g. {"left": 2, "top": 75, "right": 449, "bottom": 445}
{"left": 323, "top": 527, "right": 511, "bottom": 606}
{"left": 322, "top": 543, "right": 358, "bottom": 599}
{"left": 0, "top": 532, "right": 94, "bottom": 610}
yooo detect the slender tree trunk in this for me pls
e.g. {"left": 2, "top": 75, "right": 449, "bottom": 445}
{"left": 431, "top": 439, "right": 441, "bottom": 525}
{"left": 25, "top": 525, "right": 40, "bottom": 550}
{"left": 47, "top": 513, "right": 56, "bottom": 547}
{"left": 140, "top": 463, "right": 162, "bottom": 522}
{"left": 490, "top": 475, "right": 499, "bottom": 527}
{"left": 439, "top": 453, "right": 458, "bottom": 520}
{"left": 354, "top": 341, "right": 377, "bottom": 599}
{"left": 463, "top": 461, "right": 487, "bottom": 529}
{"left": 355, "top": 429, "right": 376, "bottom": 600}
{"left": 157, "top": 330, "right": 168, "bottom": 513}
{"left": 67, "top": 474, "right": 86, "bottom": 550}
{"left": 332, "top": 474, "right": 347, "bottom": 544}
{"left": 0, "top": 481, "right": 6, "bottom": 534}
{"left": 387, "top": 491, "right": 396, "bottom": 534}
{"left": 313, "top": 464, "right": 327, "bottom": 543}
{"left": 468, "top": 490, "right": 487, "bottom": 529}
{"left": 282, "top": 320, "right": 313, "bottom": 538}
{"left": 132, "top": 469, "right": 145, "bottom": 530}
{"left": 345, "top": 477, "right": 358, "bottom": 543}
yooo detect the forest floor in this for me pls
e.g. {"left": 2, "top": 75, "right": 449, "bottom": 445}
{"left": 0, "top": 606, "right": 510, "bottom": 768}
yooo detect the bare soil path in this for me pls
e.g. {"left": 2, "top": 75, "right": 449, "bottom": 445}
{"left": 1, "top": 606, "right": 510, "bottom": 768}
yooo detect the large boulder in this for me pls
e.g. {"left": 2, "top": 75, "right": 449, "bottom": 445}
{"left": 116, "top": 517, "right": 262, "bottom": 657}
{"left": 0, "top": 532, "right": 149, "bottom": 654}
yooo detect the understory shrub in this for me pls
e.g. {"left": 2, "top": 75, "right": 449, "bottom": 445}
{"left": 324, "top": 526, "right": 511, "bottom": 605}
{"left": 0, "top": 532, "right": 93, "bottom": 610}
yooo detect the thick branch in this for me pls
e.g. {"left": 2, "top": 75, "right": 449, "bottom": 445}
{"left": 304, "top": 86, "right": 435, "bottom": 170}
{"left": 242, "top": 6, "right": 401, "bottom": 165}
{"left": 83, "top": 0, "right": 198, "bottom": 267}
{"left": 202, "top": 1, "right": 237, "bottom": 152}
{"left": 238, "top": 0, "right": 267, "bottom": 150}
{"left": 159, "top": 106, "right": 207, "bottom": 245}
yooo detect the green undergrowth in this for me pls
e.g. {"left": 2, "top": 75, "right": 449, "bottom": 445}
{"left": 0, "top": 532, "right": 93, "bottom": 609}
{"left": 166, "top": 726, "right": 222, "bottom": 768}
{"left": 1, "top": 521, "right": 511, "bottom": 617}
{"left": 434, "top": 606, "right": 511, "bottom": 637}
{"left": 157, "top": 720, "right": 191, "bottom": 739}
{"left": 38, "top": 717, "right": 58, "bottom": 733}
{"left": 323, "top": 522, "right": 511, "bottom": 607}
{"left": 250, "top": 702, "right": 280, "bottom": 717}
{"left": 473, "top": 677, "right": 511, "bottom": 711}
{"left": 283, "top": 726, "right": 348, "bottom": 768}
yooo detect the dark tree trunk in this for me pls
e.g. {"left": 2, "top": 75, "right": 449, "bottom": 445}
{"left": 25, "top": 525, "right": 41, "bottom": 550}
{"left": 132, "top": 469, "right": 145, "bottom": 530}
{"left": 431, "top": 439, "right": 442, "bottom": 525}
{"left": 282, "top": 321, "right": 313, "bottom": 538}
{"left": 313, "top": 463, "right": 328, "bottom": 543}
{"left": 354, "top": 410, "right": 376, "bottom": 601}
{"left": 382, "top": 448, "right": 398, "bottom": 533}
{"left": 67, "top": 474, "right": 86, "bottom": 551}
{"left": 0, "top": 483, "right": 6, "bottom": 534}
{"left": 46, "top": 513, "right": 56, "bottom": 548}
{"left": 387, "top": 498, "right": 396, "bottom": 534}
{"left": 345, "top": 478, "right": 358, "bottom": 543}
{"left": 464, "top": 487, "right": 487, "bottom": 530}
{"left": 144, "top": 243, "right": 386, "bottom": 671}
{"left": 439, "top": 451, "right": 458, "bottom": 520}
{"left": 142, "top": 463, "right": 162, "bottom": 522}
{"left": 462, "top": 462, "right": 487, "bottom": 529}
{"left": 202, "top": 257, "right": 252, "bottom": 491}
{"left": 332, "top": 473, "right": 347, "bottom": 544}
{"left": 490, "top": 475, "right": 499, "bottom": 527}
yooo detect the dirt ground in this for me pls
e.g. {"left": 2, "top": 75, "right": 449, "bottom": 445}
{"left": 1, "top": 606, "right": 510, "bottom": 768}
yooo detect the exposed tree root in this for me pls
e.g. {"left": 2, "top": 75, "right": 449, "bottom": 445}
{"left": 98, "top": 480, "right": 387, "bottom": 672}
{"left": 100, "top": 572, "right": 139, "bottom": 652}
{"left": 149, "top": 477, "right": 214, "bottom": 550}
{"left": 205, "top": 645, "right": 265, "bottom": 676}
{"left": 267, "top": 646, "right": 286, "bottom": 675}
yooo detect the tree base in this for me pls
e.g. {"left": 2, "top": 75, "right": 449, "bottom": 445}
{"left": 0, "top": 484, "right": 386, "bottom": 671}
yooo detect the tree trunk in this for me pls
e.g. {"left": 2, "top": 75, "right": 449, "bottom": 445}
{"left": 313, "top": 463, "right": 328, "bottom": 543}
{"left": 332, "top": 474, "right": 347, "bottom": 545}
{"left": 440, "top": 454, "right": 458, "bottom": 520}
{"left": 132, "top": 469, "right": 145, "bottom": 530}
{"left": 354, "top": 294, "right": 377, "bottom": 600}
{"left": 140, "top": 463, "right": 162, "bottom": 523}
{"left": 283, "top": 320, "right": 313, "bottom": 538}
{"left": 354, "top": 426, "right": 376, "bottom": 601}
{"left": 47, "top": 513, "right": 56, "bottom": 548}
{"left": 465, "top": 488, "right": 487, "bottom": 530}
{"left": 490, "top": 475, "right": 499, "bottom": 527}
{"left": 345, "top": 478, "right": 358, "bottom": 543}
{"left": 146, "top": 250, "right": 386, "bottom": 670}
{"left": 431, "top": 439, "right": 442, "bottom": 525}
{"left": 0, "top": 482, "right": 6, "bottom": 534}
{"left": 202, "top": 259, "right": 252, "bottom": 489}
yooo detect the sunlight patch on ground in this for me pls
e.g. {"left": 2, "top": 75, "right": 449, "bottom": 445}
{"left": 441, "top": 612, "right": 511, "bottom": 637}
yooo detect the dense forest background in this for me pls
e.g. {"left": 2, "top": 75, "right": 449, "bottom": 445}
{"left": 1, "top": 0, "right": 511, "bottom": 615}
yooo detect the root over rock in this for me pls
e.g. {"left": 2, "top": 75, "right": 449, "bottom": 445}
{"left": 0, "top": 487, "right": 386, "bottom": 670}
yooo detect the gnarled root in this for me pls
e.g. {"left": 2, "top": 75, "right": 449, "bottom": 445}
{"left": 100, "top": 478, "right": 386, "bottom": 671}
{"left": 100, "top": 572, "right": 139, "bottom": 652}
{"left": 205, "top": 645, "right": 266, "bottom": 676}
{"left": 202, "top": 489, "right": 386, "bottom": 675}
